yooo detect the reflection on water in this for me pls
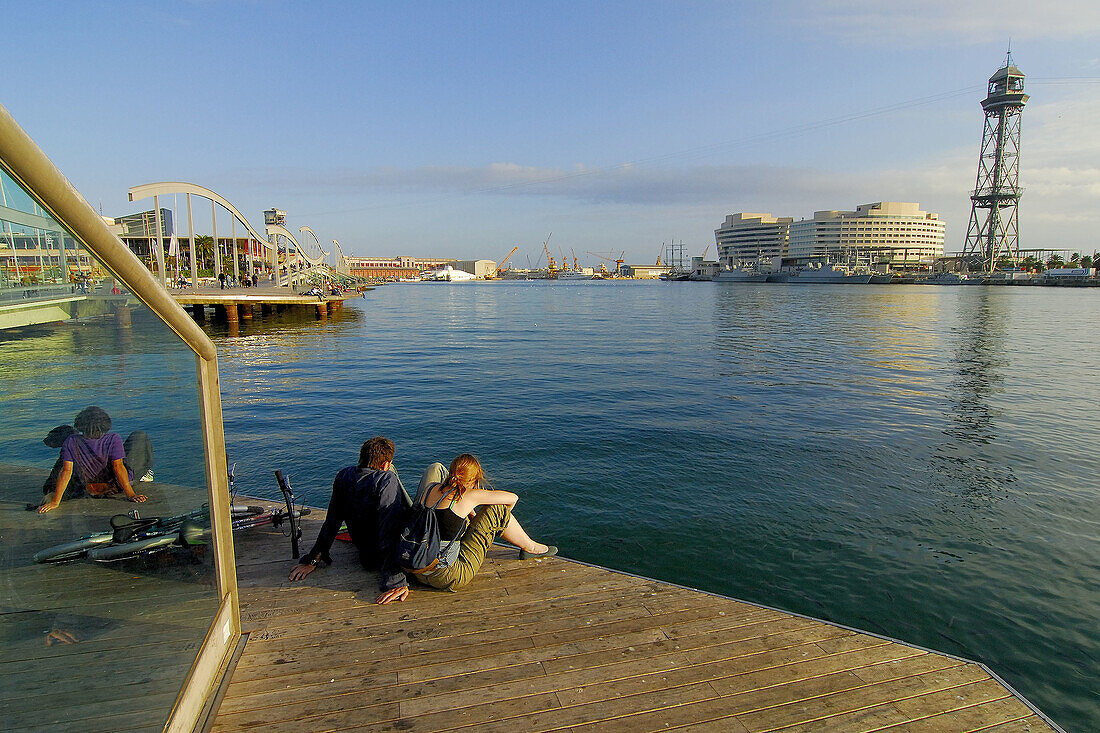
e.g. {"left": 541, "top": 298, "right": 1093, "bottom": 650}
{"left": 932, "top": 289, "right": 1016, "bottom": 509}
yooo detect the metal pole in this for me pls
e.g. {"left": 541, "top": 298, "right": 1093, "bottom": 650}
{"left": 187, "top": 193, "right": 197, "bottom": 286}
{"left": 57, "top": 229, "right": 68, "bottom": 284}
{"left": 152, "top": 195, "right": 166, "bottom": 284}
{"left": 211, "top": 199, "right": 220, "bottom": 280}
{"left": 231, "top": 216, "right": 239, "bottom": 283}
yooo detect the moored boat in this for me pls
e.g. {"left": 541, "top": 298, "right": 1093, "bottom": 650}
{"left": 790, "top": 262, "right": 872, "bottom": 284}
{"left": 713, "top": 262, "right": 769, "bottom": 283}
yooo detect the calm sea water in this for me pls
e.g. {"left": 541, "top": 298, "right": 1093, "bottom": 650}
{"left": 188, "top": 282, "right": 1098, "bottom": 729}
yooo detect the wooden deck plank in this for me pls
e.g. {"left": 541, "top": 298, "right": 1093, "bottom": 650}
{"left": 211, "top": 501, "right": 1062, "bottom": 733}
{"left": 975, "top": 715, "right": 1054, "bottom": 731}
{"left": 872, "top": 687, "right": 1034, "bottom": 732}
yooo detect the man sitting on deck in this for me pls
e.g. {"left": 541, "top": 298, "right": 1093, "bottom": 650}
{"left": 288, "top": 436, "right": 412, "bottom": 605}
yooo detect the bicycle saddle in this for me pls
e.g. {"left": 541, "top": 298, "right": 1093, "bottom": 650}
{"left": 110, "top": 513, "right": 161, "bottom": 543}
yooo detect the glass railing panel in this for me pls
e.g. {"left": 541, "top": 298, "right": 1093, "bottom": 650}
{"left": 0, "top": 166, "right": 218, "bottom": 732}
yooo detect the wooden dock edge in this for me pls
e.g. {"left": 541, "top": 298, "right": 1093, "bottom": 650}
{"left": 557, "top": 552, "right": 1068, "bottom": 733}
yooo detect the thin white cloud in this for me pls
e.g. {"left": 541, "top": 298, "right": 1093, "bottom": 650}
{"left": 787, "top": 0, "right": 1100, "bottom": 45}
{"left": 229, "top": 86, "right": 1099, "bottom": 255}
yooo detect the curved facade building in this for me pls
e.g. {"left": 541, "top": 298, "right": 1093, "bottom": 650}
{"left": 714, "top": 213, "right": 793, "bottom": 269}
{"left": 787, "top": 202, "right": 945, "bottom": 271}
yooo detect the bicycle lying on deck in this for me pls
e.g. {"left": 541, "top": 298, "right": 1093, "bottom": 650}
{"left": 34, "top": 467, "right": 310, "bottom": 563}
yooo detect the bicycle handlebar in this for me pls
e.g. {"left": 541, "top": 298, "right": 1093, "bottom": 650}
{"left": 274, "top": 470, "right": 301, "bottom": 559}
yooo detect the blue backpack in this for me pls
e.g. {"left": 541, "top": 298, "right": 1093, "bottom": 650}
{"left": 396, "top": 486, "right": 461, "bottom": 574}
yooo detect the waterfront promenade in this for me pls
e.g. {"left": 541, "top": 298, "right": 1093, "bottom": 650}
{"left": 170, "top": 283, "right": 357, "bottom": 324}
{"left": 211, "top": 503, "right": 1060, "bottom": 732}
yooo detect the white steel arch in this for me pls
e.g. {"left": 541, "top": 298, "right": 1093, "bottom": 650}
{"left": 298, "top": 226, "right": 331, "bottom": 260}
{"left": 333, "top": 239, "right": 349, "bottom": 275}
{"left": 128, "top": 181, "right": 276, "bottom": 284}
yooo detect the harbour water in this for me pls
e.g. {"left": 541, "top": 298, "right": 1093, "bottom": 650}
{"left": 5, "top": 280, "right": 1097, "bottom": 730}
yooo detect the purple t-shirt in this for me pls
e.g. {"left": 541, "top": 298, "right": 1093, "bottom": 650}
{"left": 60, "top": 433, "right": 131, "bottom": 485}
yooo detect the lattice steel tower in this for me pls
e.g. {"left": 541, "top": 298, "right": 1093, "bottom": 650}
{"left": 962, "top": 53, "right": 1028, "bottom": 272}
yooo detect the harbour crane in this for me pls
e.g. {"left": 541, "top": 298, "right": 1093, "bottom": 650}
{"left": 585, "top": 251, "right": 625, "bottom": 276}
{"left": 541, "top": 232, "right": 558, "bottom": 277}
{"left": 493, "top": 245, "right": 519, "bottom": 278}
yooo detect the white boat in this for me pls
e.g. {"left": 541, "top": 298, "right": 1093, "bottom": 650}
{"left": 558, "top": 269, "right": 594, "bottom": 281}
{"left": 790, "top": 262, "right": 872, "bottom": 284}
{"left": 713, "top": 263, "right": 769, "bottom": 283}
{"left": 422, "top": 265, "right": 476, "bottom": 282}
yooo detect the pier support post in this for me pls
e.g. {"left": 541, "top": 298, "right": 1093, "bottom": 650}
{"left": 225, "top": 303, "right": 239, "bottom": 324}
{"left": 326, "top": 300, "right": 336, "bottom": 316}
{"left": 316, "top": 303, "right": 328, "bottom": 320}
{"left": 239, "top": 303, "right": 253, "bottom": 320}
{"left": 261, "top": 304, "right": 272, "bottom": 316}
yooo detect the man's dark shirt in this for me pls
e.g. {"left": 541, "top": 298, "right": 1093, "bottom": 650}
{"left": 301, "top": 465, "right": 409, "bottom": 591}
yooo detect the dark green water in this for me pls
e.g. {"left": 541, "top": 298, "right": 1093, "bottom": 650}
{"left": 5, "top": 281, "right": 1095, "bottom": 729}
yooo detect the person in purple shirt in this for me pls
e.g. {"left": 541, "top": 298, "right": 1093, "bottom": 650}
{"left": 38, "top": 406, "right": 151, "bottom": 513}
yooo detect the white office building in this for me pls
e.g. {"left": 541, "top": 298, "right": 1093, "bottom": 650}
{"left": 714, "top": 213, "right": 793, "bottom": 269}
{"left": 787, "top": 202, "right": 945, "bottom": 271}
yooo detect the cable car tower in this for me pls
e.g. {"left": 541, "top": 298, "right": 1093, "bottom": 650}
{"left": 962, "top": 52, "right": 1028, "bottom": 272}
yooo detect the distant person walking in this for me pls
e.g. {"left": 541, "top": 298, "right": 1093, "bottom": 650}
{"left": 218, "top": 272, "right": 226, "bottom": 289}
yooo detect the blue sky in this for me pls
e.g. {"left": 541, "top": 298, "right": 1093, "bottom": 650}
{"left": 5, "top": 1, "right": 1100, "bottom": 263}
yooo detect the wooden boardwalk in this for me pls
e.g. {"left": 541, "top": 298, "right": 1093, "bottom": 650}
{"left": 216, "top": 506, "right": 1060, "bottom": 733}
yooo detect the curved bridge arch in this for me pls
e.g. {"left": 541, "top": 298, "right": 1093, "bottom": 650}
{"left": 298, "top": 226, "right": 330, "bottom": 260}
{"left": 128, "top": 181, "right": 277, "bottom": 285}
{"left": 333, "top": 240, "right": 348, "bottom": 275}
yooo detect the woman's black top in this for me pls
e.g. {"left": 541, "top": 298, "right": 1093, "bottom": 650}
{"left": 434, "top": 507, "right": 466, "bottom": 541}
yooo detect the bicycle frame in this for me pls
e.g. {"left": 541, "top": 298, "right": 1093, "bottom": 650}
{"left": 35, "top": 468, "right": 310, "bottom": 563}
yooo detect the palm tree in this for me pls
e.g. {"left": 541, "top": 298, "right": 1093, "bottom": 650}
{"left": 195, "top": 235, "right": 214, "bottom": 273}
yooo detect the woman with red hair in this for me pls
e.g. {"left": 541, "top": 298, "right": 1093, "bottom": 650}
{"left": 411, "top": 453, "right": 556, "bottom": 591}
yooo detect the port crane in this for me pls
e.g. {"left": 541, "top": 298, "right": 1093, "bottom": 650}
{"left": 493, "top": 245, "right": 519, "bottom": 278}
{"left": 586, "top": 250, "right": 625, "bottom": 277}
{"left": 541, "top": 232, "right": 558, "bottom": 277}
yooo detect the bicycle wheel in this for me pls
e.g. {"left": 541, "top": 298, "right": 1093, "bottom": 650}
{"left": 86, "top": 534, "right": 179, "bottom": 561}
{"left": 33, "top": 533, "right": 115, "bottom": 563}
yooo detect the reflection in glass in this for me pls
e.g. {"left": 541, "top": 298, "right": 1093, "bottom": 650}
{"left": 0, "top": 168, "right": 217, "bottom": 730}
